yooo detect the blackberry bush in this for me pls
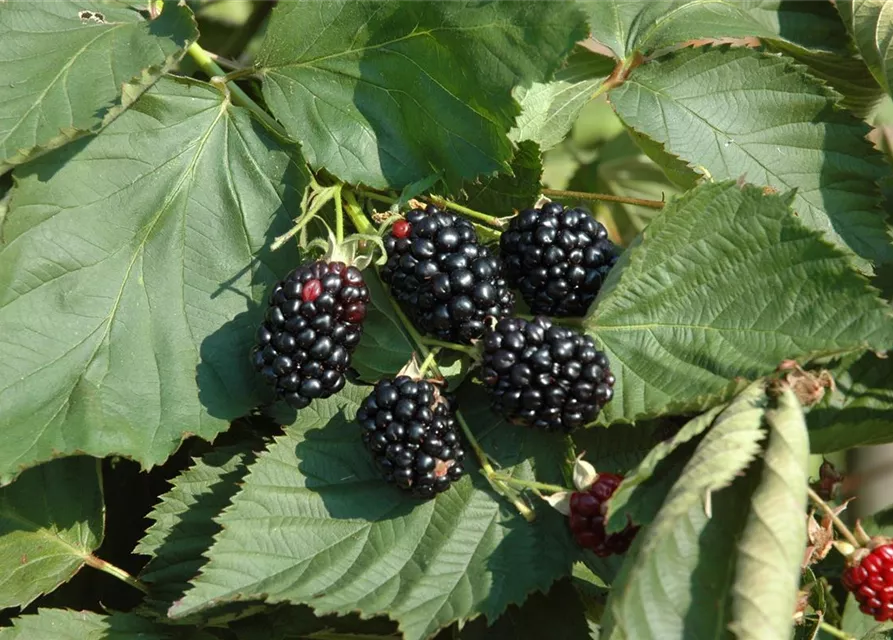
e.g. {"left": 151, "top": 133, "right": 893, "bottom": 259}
{"left": 356, "top": 376, "right": 466, "bottom": 499}
{"left": 252, "top": 260, "right": 369, "bottom": 409}
{"left": 381, "top": 204, "right": 515, "bottom": 343}
{"left": 501, "top": 202, "right": 618, "bottom": 316}
{"left": 481, "top": 316, "right": 615, "bottom": 431}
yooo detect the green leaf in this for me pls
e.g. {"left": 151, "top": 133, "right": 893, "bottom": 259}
{"left": 0, "top": 76, "right": 308, "bottom": 483}
{"left": 730, "top": 389, "right": 809, "bottom": 640}
{"left": 0, "top": 457, "right": 102, "bottom": 609}
{"left": 838, "top": 0, "right": 893, "bottom": 99}
{"left": 600, "top": 380, "right": 768, "bottom": 639}
{"left": 605, "top": 396, "right": 748, "bottom": 533}
{"left": 808, "top": 353, "right": 893, "bottom": 453}
{"left": 0, "top": 609, "right": 173, "bottom": 640}
{"left": 766, "top": 41, "right": 885, "bottom": 118}
{"left": 256, "top": 1, "right": 587, "bottom": 188}
{"left": 170, "top": 383, "right": 580, "bottom": 640}
{"left": 572, "top": 421, "right": 663, "bottom": 475}
{"left": 135, "top": 442, "right": 261, "bottom": 616}
{"left": 510, "top": 47, "right": 615, "bottom": 151}
{"left": 458, "top": 140, "right": 543, "bottom": 216}
{"left": 351, "top": 272, "right": 413, "bottom": 383}
{"left": 227, "top": 605, "right": 399, "bottom": 640}
{"left": 0, "top": 1, "right": 197, "bottom": 170}
{"left": 585, "top": 181, "right": 893, "bottom": 425}
{"left": 580, "top": 0, "right": 852, "bottom": 59}
{"left": 609, "top": 46, "right": 892, "bottom": 267}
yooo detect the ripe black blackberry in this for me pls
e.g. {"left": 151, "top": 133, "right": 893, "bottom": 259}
{"left": 481, "top": 316, "right": 614, "bottom": 432}
{"left": 500, "top": 202, "right": 618, "bottom": 316}
{"left": 356, "top": 376, "right": 466, "bottom": 498}
{"left": 252, "top": 261, "right": 369, "bottom": 409}
{"left": 382, "top": 204, "right": 514, "bottom": 343}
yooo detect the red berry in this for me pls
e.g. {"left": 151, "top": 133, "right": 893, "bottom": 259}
{"left": 392, "top": 219, "right": 411, "bottom": 239}
{"left": 568, "top": 472, "right": 638, "bottom": 557}
{"left": 843, "top": 543, "right": 893, "bottom": 622}
{"left": 302, "top": 279, "right": 322, "bottom": 302}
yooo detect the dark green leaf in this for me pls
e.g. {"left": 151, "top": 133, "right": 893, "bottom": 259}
{"left": 586, "top": 181, "right": 893, "bottom": 426}
{"left": 228, "top": 604, "right": 399, "bottom": 640}
{"left": 581, "top": 0, "right": 852, "bottom": 59}
{"left": 510, "top": 47, "right": 615, "bottom": 151}
{"left": 0, "top": 1, "right": 197, "bottom": 170}
{"left": 837, "top": 0, "right": 893, "bottom": 99}
{"left": 730, "top": 389, "right": 809, "bottom": 640}
{"left": 256, "top": 1, "right": 587, "bottom": 188}
{"left": 609, "top": 46, "right": 891, "bottom": 267}
{"left": 808, "top": 353, "right": 893, "bottom": 453}
{"left": 136, "top": 442, "right": 261, "bottom": 617}
{"left": 458, "top": 140, "right": 543, "bottom": 216}
{"left": 170, "top": 383, "right": 579, "bottom": 640}
{"left": 0, "top": 77, "right": 308, "bottom": 483}
{"left": 0, "top": 609, "right": 174, "bottom": 640}
{"left": 0, "top": 457, "right": 102, "bottom": 608}
{"left": 351, "top": 272, "right": 413, "bottom": 383}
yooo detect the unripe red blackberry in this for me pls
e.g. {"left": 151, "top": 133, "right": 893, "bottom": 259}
{"left": 252, "top": 261, "right": 369, "bottom": 409}
{"left": 568, "top": 472, "right": 638, "bottom": 556}
{"left": 842, "top": 542, "right": 893, "bottom": 621}
{"left": 500, "top": 202, "right": 618, "bottom": 316}
{"left": 382, "top": 204, "right": 514, "bottom": 343}
{"left": 356, "top": 376, "right": 466, "bottom": 499}
{"left": 481, "top": 316, "right": 614, "bottom": 432}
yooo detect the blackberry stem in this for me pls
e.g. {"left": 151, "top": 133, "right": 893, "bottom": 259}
{"left": 541, "top": 188, "right": 665, "bottom": 210}
{"left": 491, "top": 473, "right": 569, "bottom": 495}
{"left": 186, "top": 42, "right": 286, "bottom": 138}
{"left": 83, "top": 554, "right": 149, "bottom": 594}
{"left": 334, "top": 184, "right": 344, "bottom": 244}
{"left": 420, "top": 337, "right": 480, "bottom": 358}
{"left": 430, "top": 196, "right": 507, "bottom": 228}
{"left": 418, "top": 348, "right": 440, "bottom": 378}
{"left": 807, "top": 487, "right": 861, "bottom": 548}
{"left": 817, "top": 621, "right": 855, "bottom": 640}
{"left": 342, "top": 191, "right": 376, "bottom": 235}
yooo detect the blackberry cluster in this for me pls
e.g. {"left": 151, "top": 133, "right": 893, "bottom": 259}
{"left": 252, "top": 261, "right": 369, "bottom": 409}
{"left": 356, "top": 377, "right": 466, "bottom": 498}
{"left": 501, "top": 202, "right": 618, "bottom": 316}
{"left": 569, "top": 472, "right": 639, "bottom": 557}
{"left": 382, "top": 204, "right": 514, "bottom": 343}
{"left": 482, "top": 316, "right": 614, "bottom": 432}
{"left": 843, "top": 543, "right": 893, "bottom": 621}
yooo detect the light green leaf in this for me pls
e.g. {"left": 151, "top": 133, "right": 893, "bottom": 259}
{"left": 136, "top": 442, "right": 261, "bottom": 617}
{"left": 808, "top": 353, "right": 893, "bottom": 453}
{"left": 0, "top": 0, "right": 197, "bottom": 170}
{"left": 609, "top": 46, "right": 892, "bottom": 267}
{"left": 730, "top": 389, "right": 809, "bottom": 640}
{"left": 0, "top": 77, "right": 308, "bottom": 483}
{"left": 600, "top": 381, "right": 769, "bottom": 639}
{"left": 586, "top": 181, "right": 893, "bottom": 425}
{"left": 580, "top": 0, "right": 852, "bottom": 59}
{"left": 0, "top": 609, "right": 172, "bottom": 640}
{"left": 838, "top": 0, "right": 893, "bottom": 99}
{"left": 351, "top": 272, "right": 413, "bottom": 383}
{"left": 510, "top": 47, "right": 615, "bottom": 151}
{"left": 0, "top": 457, "right": 102, "bottom": 609}
{"left": 256, "top": 1, "right": 587, "bottom": 188}
{"left": 170, "top": 383, "right": 580, "bottom": 640}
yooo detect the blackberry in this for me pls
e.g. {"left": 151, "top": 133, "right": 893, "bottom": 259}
{"left": 500, "top": 202, "right": 618, "bottom": 316}
{"left": 843, "top": 542, "right": 893, "bottom": 621}
{"left": 252, "top": 261, "right": 369, "bottom": 409}
{"left": 382, "top": 204, "right": 514, "bottom": 343}
{"left": 481, "top": 316, "right": 614, "bottom": 432}
{"left": 356, "top": 376, "right": 466, "bottom": 498}
{"left": 569, "top": 472, "right": 638, "bottom": 556}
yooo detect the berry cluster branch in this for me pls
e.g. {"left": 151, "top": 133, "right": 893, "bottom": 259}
{"left": 83, "top": 554, "right": 149, "bottom": 594}
{"left": 541, "top": 188, "right": 665, "bottom": 210}
{"left": 807, "top": 486, "right": 862, "bottom": 548}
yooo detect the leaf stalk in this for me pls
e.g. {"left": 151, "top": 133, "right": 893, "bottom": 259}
{"left": 83, "top": 554, "right": 149, "bottom": 594}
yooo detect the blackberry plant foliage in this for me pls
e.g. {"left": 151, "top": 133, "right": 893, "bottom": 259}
{"left": 1, "top": 1, "right": 893, "bottom": 640}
